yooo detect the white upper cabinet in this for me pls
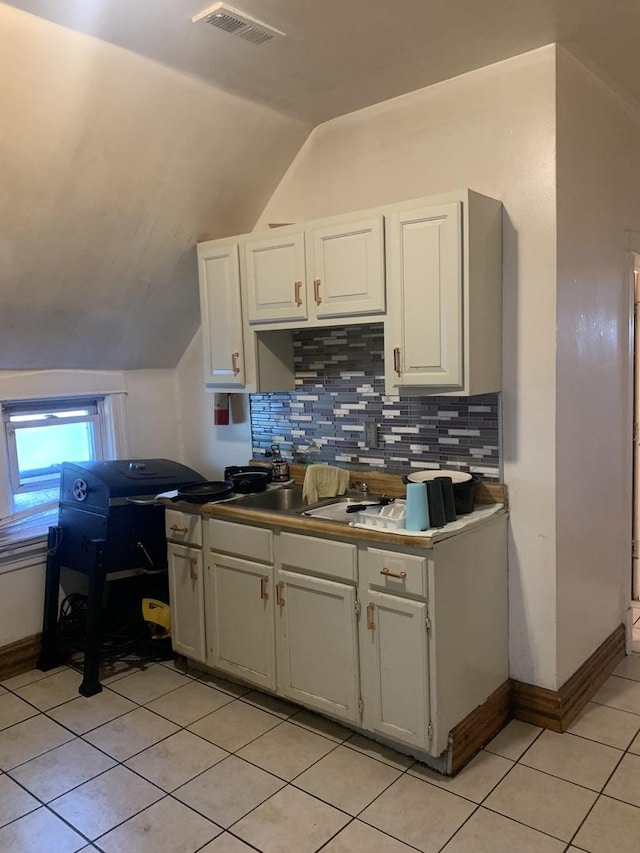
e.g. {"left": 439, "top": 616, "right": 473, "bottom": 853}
{"left": 245, "top": 216, "right": 385, "bottom": 326}
{"left": 310, "top": 216, "right": 385, "bottom": 319}
{"left": 197, "top": 241, "right": 245, "bottom": 388}
{"left": 386, "top": 202, "right": 462, "bottom": 389}
{"left": 384, "top": 190, "right": 502, "bottom": 396}
{"left": 196, "top": 189, "right": 500, "bottom": 395}
{"left": 245, "top": 231, "right": 307, "bottom": 324}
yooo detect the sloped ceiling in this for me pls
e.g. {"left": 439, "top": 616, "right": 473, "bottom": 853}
{"left": 0, "top": 4, "right": 309, "bottom": 370}
{"left": 3, "top": 0, "right": 640, "bottom": 370}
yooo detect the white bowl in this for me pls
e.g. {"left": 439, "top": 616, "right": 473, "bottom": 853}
{"left": 407, "top": 469, "right": 472, "bottom": 484}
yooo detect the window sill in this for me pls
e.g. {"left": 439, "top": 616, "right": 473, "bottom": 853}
{"left": 0, "top": 511, "right": 55, "bottom": 565}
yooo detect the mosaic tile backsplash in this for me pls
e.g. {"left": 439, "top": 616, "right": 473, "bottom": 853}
{"left": 250, "top": 324, "right": 500, "bottom": 480}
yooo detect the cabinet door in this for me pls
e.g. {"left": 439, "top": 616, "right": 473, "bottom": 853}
{"left": 385, "top": 202, "right": 462, "bottom": 390}
{"left": 310, "top": 216, "right": 385, "bottom": 319}
{"left": 245, "top": 231, "right": 307, "bottom": 324}
{"left": 198, "top": 241, "right": 245, "bottom": 388}
{"left": 276, "top": 569, "right": 360, "bottom": 723}
{"left": 360, "top": 590, "right": 431, "bottom": 751}
{"left": 167, "top": 544, "right": 206, "bottom": 663}
{"left": 206, "top": 553, "right": 275, "bottom": 690}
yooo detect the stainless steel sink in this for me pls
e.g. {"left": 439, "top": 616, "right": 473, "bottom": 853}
{"left": 231, "top": 486, "right": 377, "bottom": 520}
{"left": 232, "top": 485, "right": 306, "bottom": 512}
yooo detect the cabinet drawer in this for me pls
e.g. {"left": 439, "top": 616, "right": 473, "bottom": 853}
{"left": 165, "top": 510, "right": 202, "bottom": 547}
{"left": 208, "top": 519, "right": 274, "bottom": 564}
{"left": 279, "top": 533, "right": 357, "bottom": 582}
{"left": 363, "top": 548, "right": 427, "bottom": 598}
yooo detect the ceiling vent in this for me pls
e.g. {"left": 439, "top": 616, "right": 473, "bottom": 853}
{"left": 192, "top": 3, "right": 285, "bottom": 45}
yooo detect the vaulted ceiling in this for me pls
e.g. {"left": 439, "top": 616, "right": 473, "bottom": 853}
{"left": 2, "top": 0, "right": 640, "bottom": 370}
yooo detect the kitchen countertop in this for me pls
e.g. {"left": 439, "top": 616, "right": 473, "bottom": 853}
{"left": 164, "top": 465, "right": 508, "bottom": 550}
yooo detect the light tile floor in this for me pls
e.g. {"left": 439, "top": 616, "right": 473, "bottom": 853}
{"left": 632, "top": 606, "right": 640, "bottom": 654}
{"left": 1, "top": 655, "right": 640, "bottom": 852}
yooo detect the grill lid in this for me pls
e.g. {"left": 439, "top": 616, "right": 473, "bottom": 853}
{"left": 60, "top": 459, "right": 206, "bottom": 508}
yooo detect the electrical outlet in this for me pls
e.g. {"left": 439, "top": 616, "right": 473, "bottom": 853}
{"left": 365, "top": 421, "right": 379, "bottom": 448}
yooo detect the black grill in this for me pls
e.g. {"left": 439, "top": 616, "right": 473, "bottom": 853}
{"left": 39, "top": 458, "right": 206, "bottom": 697}
{"left": 57, "top": 459, "right": 205, "bottom": 574}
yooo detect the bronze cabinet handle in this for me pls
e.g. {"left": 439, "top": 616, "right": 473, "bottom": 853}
{"left": 170, "top": 525, "right": 189, "bottom": 534}
{"left": 231, "top": 352, "right": 240, "bottom": 374}
{"left": 260, "top": 576, "right": 269, "bottom": 601}
{"left": 276, "top": 580, "right": 285, "bottom": 607}
{"left": 313, "top": 279, "right": 322, "bottom": 304}
{"left": 294, "top": 281, "right": 303, "bottom": 306}
{"left": 189, "top": 558, "right": 198, "bottom": 581}
{"left": 393, "top": 347, "right": 401, "bottom": 375}
{"left": 366, "top": 603, "right": 375, "bottom": 630}
{"left": 381, "top": 567, "right": 407, "bottom": 579}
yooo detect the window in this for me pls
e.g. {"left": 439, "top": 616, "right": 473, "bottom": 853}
{"left": 2, "top": 397, "right": 106, "bottom": 516}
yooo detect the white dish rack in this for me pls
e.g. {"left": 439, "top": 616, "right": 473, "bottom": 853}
{"left": 351, "top": 500, "right": 407, "bottom": 530}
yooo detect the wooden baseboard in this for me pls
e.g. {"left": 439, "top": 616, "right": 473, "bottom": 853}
{"left": 448, "top": 680, "right": 512, "bottom": 775}
{"left": 512, "top": 624, "right": 626, "bottom": 732}
{"left": 0, "top": 634, "right": 42, "bottom": 682}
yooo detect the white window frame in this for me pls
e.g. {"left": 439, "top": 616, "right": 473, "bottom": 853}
{"left": 3, "top": 397, "right": 106, "bottom": 497}
{"left": 0, "top": 372, "right": 130, "bottom": 546}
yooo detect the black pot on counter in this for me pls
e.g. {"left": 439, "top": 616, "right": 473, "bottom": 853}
{"left": 403, "top": 470, "right": 481, "bottom": 515}
{"left": 224, "top": 466, "right": 271, "bottom": 494}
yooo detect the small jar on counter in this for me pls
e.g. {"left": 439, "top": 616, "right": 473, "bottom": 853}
{"left": 270, "top": 444, "right": 290, "bottom": 482}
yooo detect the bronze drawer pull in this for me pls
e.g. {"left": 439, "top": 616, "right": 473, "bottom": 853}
{"left": 381, "top": 567, "right": 407, "bottom": 579}
{"left": 366, "top": 603, "right": 375, "bottom": 630}
{"left": 393, "top": 347, "right": 401, "bottom": 375}
{"left": 170, "top": 525, "right": 189, "bottom": 534}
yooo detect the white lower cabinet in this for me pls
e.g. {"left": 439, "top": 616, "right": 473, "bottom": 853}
{"left": 359, "top": 589, "right": 430, "bottom": 750}
{"left": 205, "top": 553, "right": 276, "bottom": 691}
{"left": 167, "top": 511, "right": 508, "bottom": 768}
{"left": 276, "top": 569, "right": 360, "bottom": 723}
{"left": 167, "top": 543, "right": 206, "bottom": 664}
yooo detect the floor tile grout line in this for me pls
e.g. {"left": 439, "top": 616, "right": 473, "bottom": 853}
{"left": 560, "top": 725, "right": 640, "bottom": 752}
{"left": 510, "top": 754, "right": 623, "bottom": 796}
{"left": 11, "top": 664, "right": 640, "bottom": 851}
{"left": 0, "top": 665, "right": 71, "bottom": 693}
{"left": 316, "top": 814, "right": 426, "bottom": 853}
{"left": 88, "top": 791, "right": 222, "bottom": 851}
{"left": 605, "top": 671, "right": 640, "bottom": 684}
{"left": 7, "top": 756, "right": 119, "bottom": 809}
{"left": 0, "top": 775, "right": 95, "bottom": 849}
{"left": 0, "top": 780, "right": 41, "bottom": 830}
{"left": 441, "top": 728, "right": 606, "bottom": 848}
{"left": 200, "top": 828, "right": 263, "bottom": 853}
{"left": 506, "top": 723, "right": 546, "bottom": 764}
{"left": 166, "top": 704, "right": 640, "bottom": 851}
{"left": 478, "top": 802, "right": 596, "bottom": 847}
{"left": 564, "top": 792, "right": 604, "bottom": 849}
{"left": 518, "top": 718, "right": 638, "bottom": 799}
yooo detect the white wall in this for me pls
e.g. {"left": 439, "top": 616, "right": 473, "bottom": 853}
{"left": 0, "top": 367, "right": 182, "bottom": 647}
{"left": 555, "top": 49, "right": 640, "bottom": 683}
{"left": 175, "top": 330, "right": 252, "bottom": 481}
{"left": 124, "top": 370, "right": 181, "bottom": 462}
{"left": 255, "top": 47, "right": 559, "bottom": 686}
